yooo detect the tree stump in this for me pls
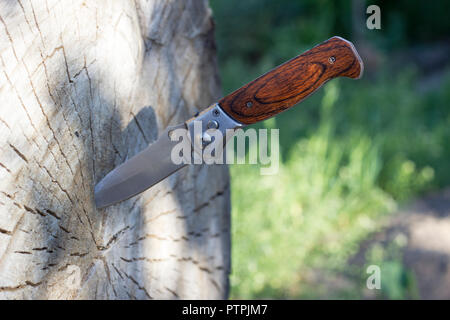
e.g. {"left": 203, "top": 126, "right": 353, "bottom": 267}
{"left": 0, "top": 0, "right": 230, "bottom": 299}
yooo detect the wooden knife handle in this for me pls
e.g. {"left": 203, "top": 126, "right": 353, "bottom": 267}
{"left": 219, "top": 36, "right": 363, "bottom": 125}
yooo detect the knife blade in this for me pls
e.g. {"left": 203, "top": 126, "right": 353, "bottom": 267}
{"left": 94, "top": 124, "right": 186, "bottom": 208}
{"left": 94, "top": 36, "right": 363, "bottom": 208}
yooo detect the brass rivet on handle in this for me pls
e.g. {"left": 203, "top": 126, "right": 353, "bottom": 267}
{"left": 246, "top": 101, "right": 253, "bottom": 108}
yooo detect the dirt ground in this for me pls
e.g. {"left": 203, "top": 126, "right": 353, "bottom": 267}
{"left": 355, "top": 188, "right": 450, "bottom": 299}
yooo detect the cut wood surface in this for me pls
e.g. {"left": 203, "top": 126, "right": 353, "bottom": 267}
{"left": 0, "top": 0, "right": 230, "bottom": 299}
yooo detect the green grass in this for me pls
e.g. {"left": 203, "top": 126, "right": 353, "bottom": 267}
{"left": 228, "top": 73, "right": 450, "bottom": 299}
{"left": 362, "top": 236, "right": 419, "bottom": 299}
{"left": 209, "top": 0, "right": 450, "bottom": 299}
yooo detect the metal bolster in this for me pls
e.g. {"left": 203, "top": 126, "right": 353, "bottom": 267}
{"left": 185, "top": 103, "right": 244, "bottom": 149}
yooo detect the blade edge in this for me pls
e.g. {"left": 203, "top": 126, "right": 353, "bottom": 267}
{"left": 94, "top": 124, "right": 187, "bottom": 208}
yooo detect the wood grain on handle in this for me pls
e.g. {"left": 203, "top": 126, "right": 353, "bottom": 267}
{"left": 219, "top": 36, "right": 364, "bottom": 124}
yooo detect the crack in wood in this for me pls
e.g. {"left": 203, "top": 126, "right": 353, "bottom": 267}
{"left": 0, "top": 0, "right": 229, "bottom": 300}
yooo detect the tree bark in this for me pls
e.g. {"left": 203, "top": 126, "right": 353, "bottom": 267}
{"left": 0, "top": 0, "right": 230, "bottom": 299}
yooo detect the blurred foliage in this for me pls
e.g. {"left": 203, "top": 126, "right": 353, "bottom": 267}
{"left": 363, "top": 234, "right": 419, "bottom": 299}
{"left": 209, "top": 0, "right": 450, "bottom": 299}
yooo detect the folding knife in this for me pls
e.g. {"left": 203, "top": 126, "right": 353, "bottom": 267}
{"left": 94, "top": 36, "right": 363, "bottom": 208}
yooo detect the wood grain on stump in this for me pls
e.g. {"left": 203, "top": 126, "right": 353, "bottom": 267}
{"left": 0, "top": 0, "right": 230, "bottom": 299}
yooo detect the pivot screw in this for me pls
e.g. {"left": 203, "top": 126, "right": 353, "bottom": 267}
{"left": 328, "top": 56, "right": 336, "bottom": 64}
{"left": 202, "top": 132, "right": 212, "bottom": 145}
{"left": 212, "top": 109, "right": 220, "bottom": 117}
{"left": 207, "top": 120, "right": 219, "bottom": 129}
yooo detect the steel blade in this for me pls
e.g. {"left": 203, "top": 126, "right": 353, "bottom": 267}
{"left": 94, "top": 124, "right": 187, "bottom": 208}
